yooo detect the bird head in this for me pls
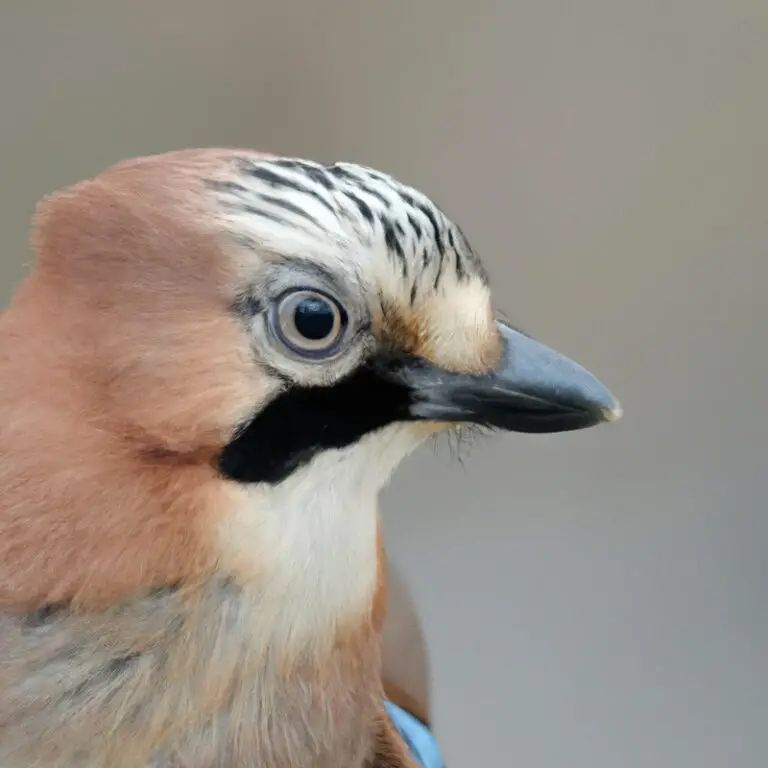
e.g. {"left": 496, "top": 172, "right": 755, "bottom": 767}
{"left": 0, "top": 148, "right": 620, "bottom": 611}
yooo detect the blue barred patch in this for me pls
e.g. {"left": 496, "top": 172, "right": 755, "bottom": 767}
{"left": 385, "top": 701, "right": 444, "bottom": 768}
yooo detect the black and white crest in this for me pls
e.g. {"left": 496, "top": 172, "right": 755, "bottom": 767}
{"left": 209, "top": 156, "right": 488, "bottom": 303}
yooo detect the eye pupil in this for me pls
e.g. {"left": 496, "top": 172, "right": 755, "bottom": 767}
{"left": 294, "top": 298, "right": 335, "bottom": 341}
{"left": 272, "top": 289, "right": 348, "bottom": 360}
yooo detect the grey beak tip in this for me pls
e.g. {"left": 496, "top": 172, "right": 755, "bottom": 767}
{"left": 603, "top": 397, "right": 624, "bottom": 422}
{"left": 600, "top": 399, "right": 624, "bottom": 423}
{"left": 495, "top": 320, "right": 623, "bottom": 431}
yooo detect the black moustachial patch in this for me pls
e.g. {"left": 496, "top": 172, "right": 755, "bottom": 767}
{"left": 217, "top": 359, "right": 413, "bottom": 485}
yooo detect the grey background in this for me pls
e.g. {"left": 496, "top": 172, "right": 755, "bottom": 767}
{"left": 1, "top": 2, "right": 766, "bottom": 766}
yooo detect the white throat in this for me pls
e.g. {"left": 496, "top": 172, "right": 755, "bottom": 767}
{"left": 216, "top": 423, "right": 426, "bottom": 650}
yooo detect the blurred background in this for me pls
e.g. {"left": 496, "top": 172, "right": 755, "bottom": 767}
{"left": 1, "top": 2, "right": 766, "bottom": 765}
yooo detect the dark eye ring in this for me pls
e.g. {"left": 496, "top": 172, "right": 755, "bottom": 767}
{"left": 271, "top": 289, "right": 349, "bottom": 359}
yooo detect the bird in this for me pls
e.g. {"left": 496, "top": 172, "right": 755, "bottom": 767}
{"left": 0, "top": 148, "right": 621, "bottom": 767}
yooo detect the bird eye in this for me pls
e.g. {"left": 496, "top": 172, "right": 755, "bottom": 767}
{"left": 271, "top": 289, "right": 348, "bottom": 358}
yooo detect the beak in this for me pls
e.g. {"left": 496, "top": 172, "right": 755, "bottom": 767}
{"left": 385, "top": 322, "right": 622, "bottom": 433}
